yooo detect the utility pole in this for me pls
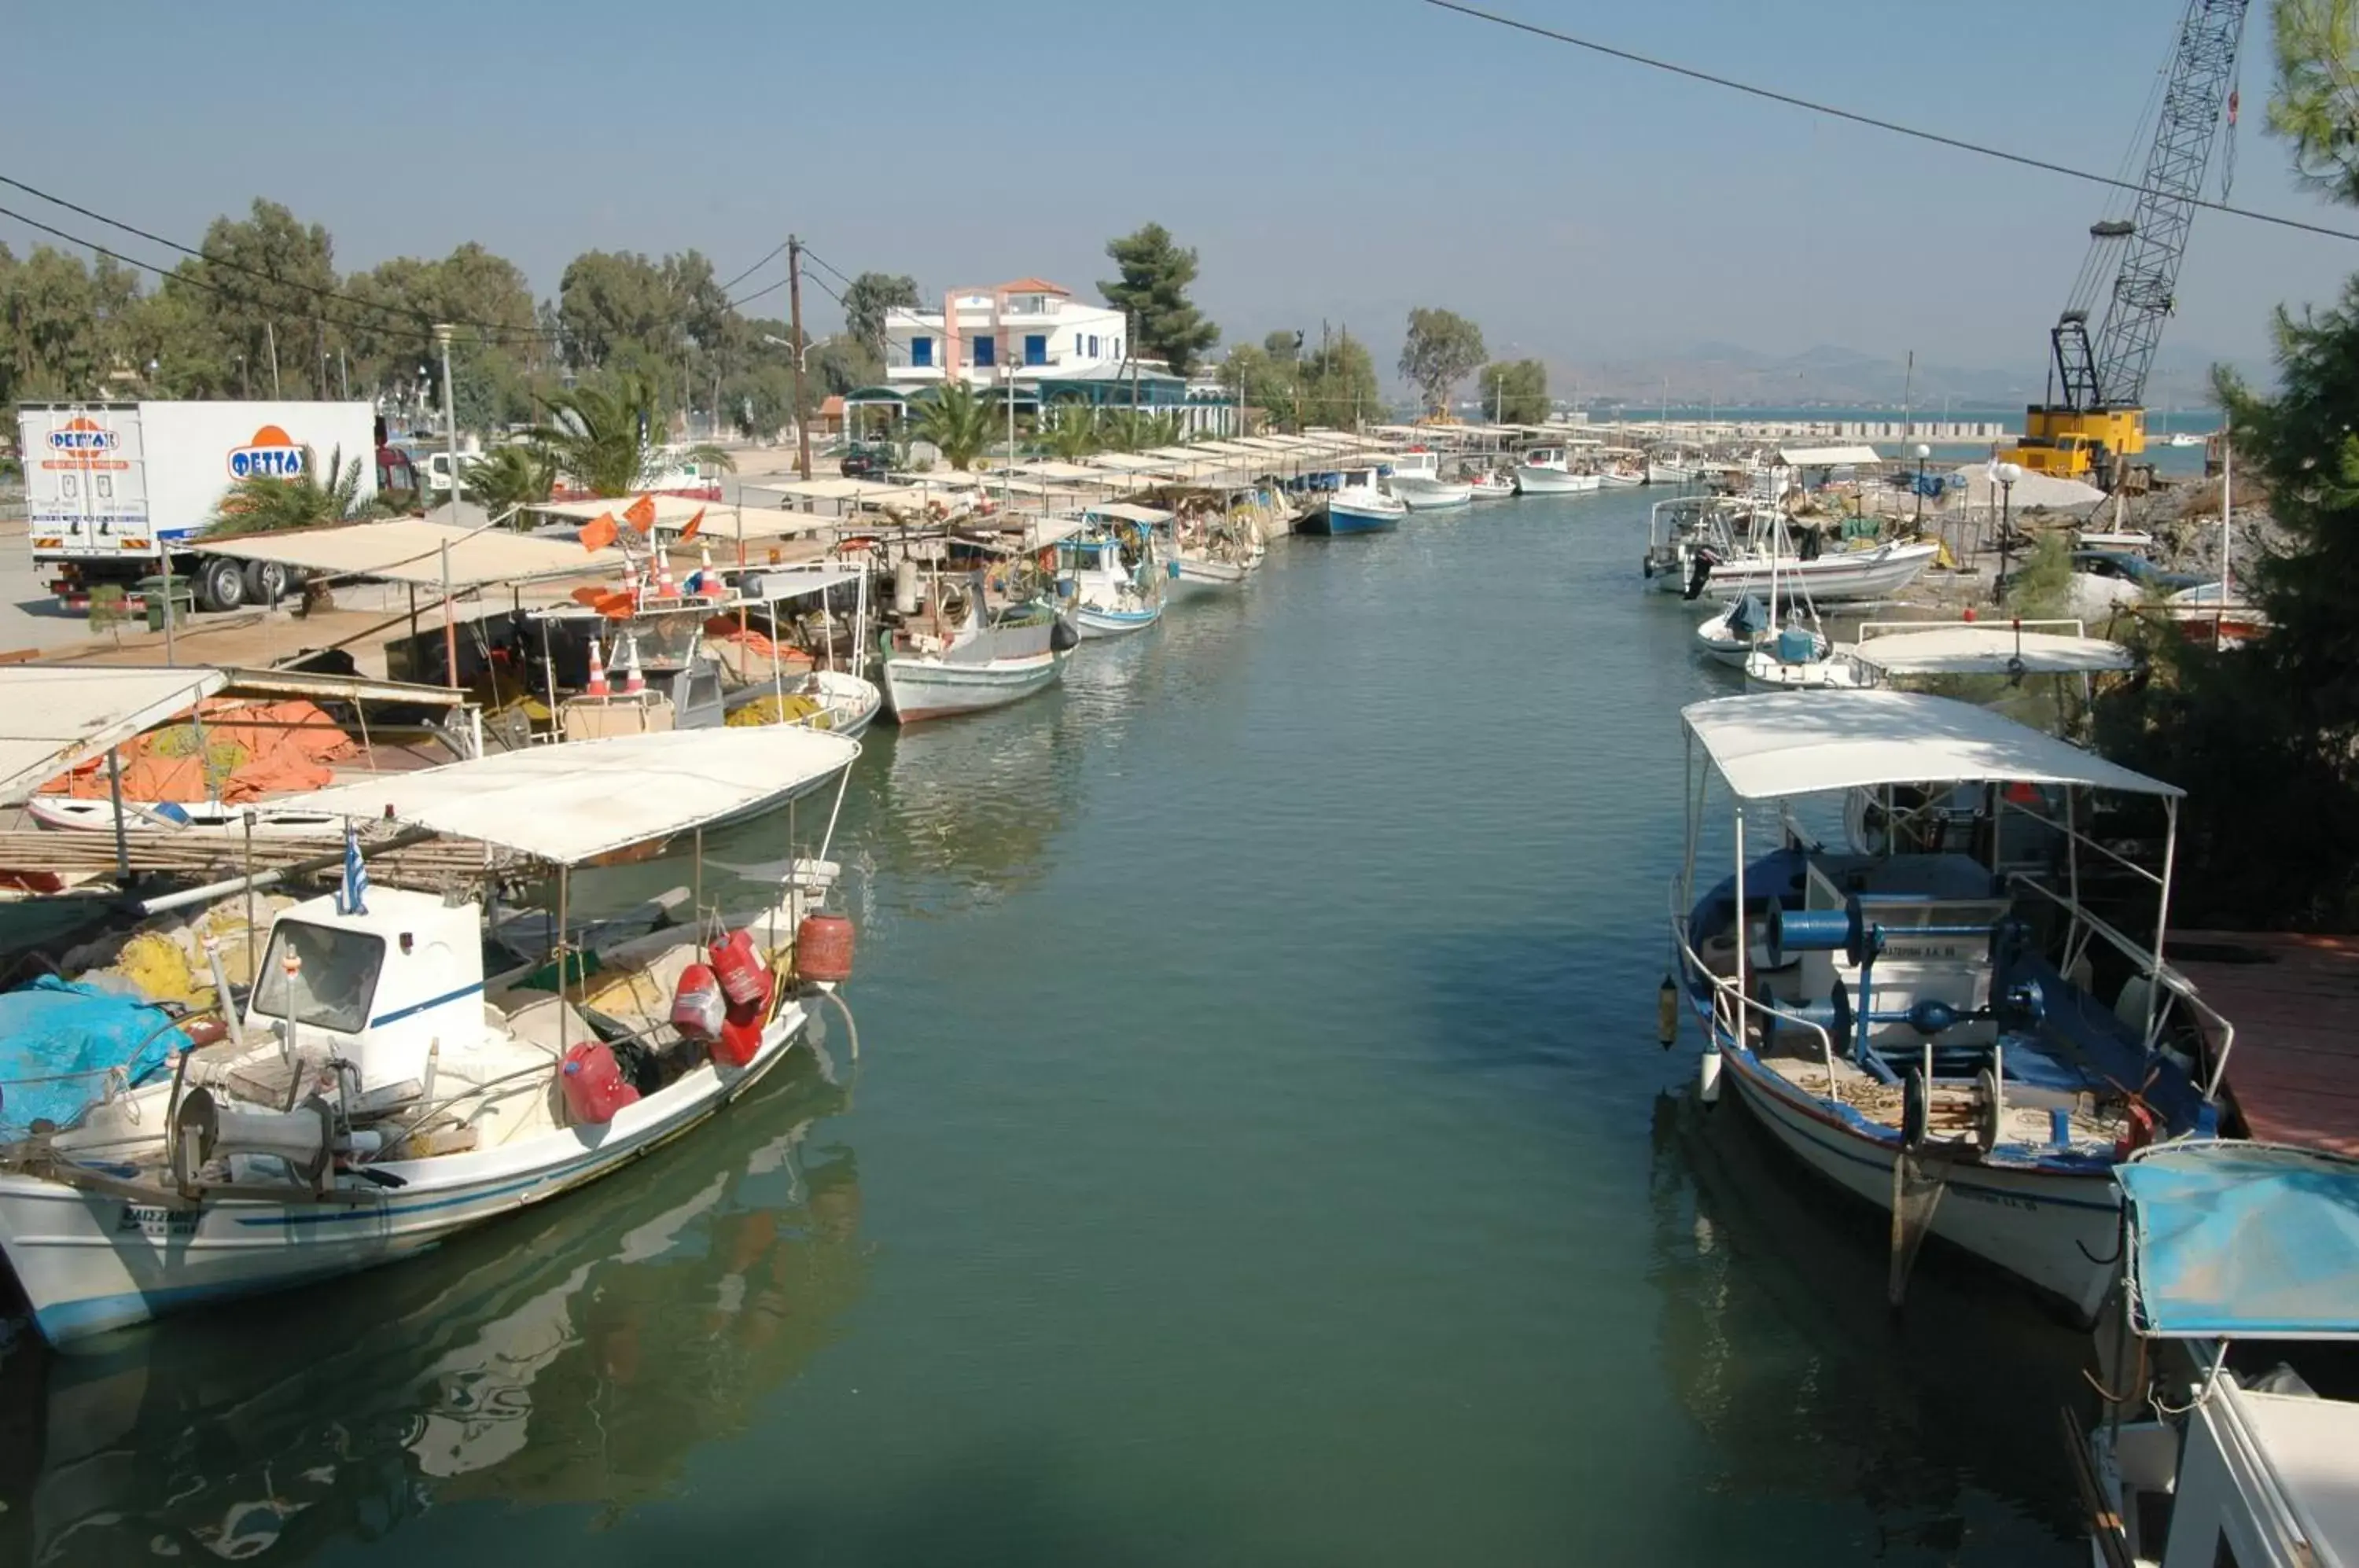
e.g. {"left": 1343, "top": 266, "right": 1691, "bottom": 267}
{"left": 1128, "top": 311, "right": 1140, "bottom": 414}
{"left": 436, "top": 324, "right": 461, "bottom": 689}
{"left": 787, "top": 234, "right": 811, "bottom": 480}
{"left": 265, "top": 322, "right": 282, "bottom": 399}
{"left": 315, "top": 318, "right": 327, "bottom": 399}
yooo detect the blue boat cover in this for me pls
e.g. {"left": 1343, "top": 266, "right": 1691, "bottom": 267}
{"left": 0, "top": 977, "right": 175, "bottom": 1140}
{"left": 2122, "top": 1142, "right": 2359, "bottom": 1339}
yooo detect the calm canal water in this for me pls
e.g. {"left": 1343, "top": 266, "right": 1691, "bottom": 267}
{"left": 0, "top": 489, "right": 2093, "bottom": 1565}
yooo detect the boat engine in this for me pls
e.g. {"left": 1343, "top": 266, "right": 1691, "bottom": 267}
{"left": 172, "top": 1086, "right": 337, "bottom": 1190}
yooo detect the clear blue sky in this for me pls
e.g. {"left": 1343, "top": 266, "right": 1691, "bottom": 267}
{"left": 8, "top": 0, "right": 2352, "bottom": 393}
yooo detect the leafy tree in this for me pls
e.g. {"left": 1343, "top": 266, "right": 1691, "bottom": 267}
{"left": 842, "top": 272, "right": 919, "bottom": 355}
{"left": 175, "top": 199, "right": 342, "bottom": 397}
{"left": 1223, "top": 340, "right": 1306, "bottom": 432}
{"left": 1097, "top": 407, "right": 1183, "bottom": 454}
{"left": 1477, "top": 359, "right": 1550, "bottom": 424}
{"left": 461, "top": 444, "right": 556, "bottom": 517}
{"left": 204, "top": 446, "right": 372, "bottom": 537}
{"left": 525, "top": 374, "right": 734, "bottom": 497}
{"left": 723, "top": 362, "right": 798, "bottom": 440}
{"left": 1399, "top": 308, "right": 1487, "bottom": 417}
{"left": 913, "top": 380, "right": 995, "bottom": 470}
{"left": 1041, "top": 400, "right": 1100, "bottom": 462}
{"left": 1299, "top": 330, "right": 1380, "bottom": 430}
{"left": 2269, "top": 0, "right": 2359, "bottom": 202}
{"left": 556, "top": 251, "right": 680, "bottom": 374}
{"left": 1099, "top": 223, "right": 1220, "bottom": 376}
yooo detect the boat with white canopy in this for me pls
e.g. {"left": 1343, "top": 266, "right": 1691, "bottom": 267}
{"left": 2073, "top": 1142, "right": 2359, "bottom": 1568}
{"left": 0, "top": 726, "right": 863, "bottom": 1345}
{"left": 1386, "top": 450, "right": 1474, "bottom": 509}
{"left": 1669, "top": 690, "right": 2228, "bottom": 1323}
{"left": 1645, "top": 495, "right": 1938, "bottom": 603}
{"left": 1513, "top": 446, "right": 1603, "bottom": 496}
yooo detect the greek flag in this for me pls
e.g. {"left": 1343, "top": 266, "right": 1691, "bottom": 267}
{"left": 340, "top": 823, "right": 370, "bottom": 916}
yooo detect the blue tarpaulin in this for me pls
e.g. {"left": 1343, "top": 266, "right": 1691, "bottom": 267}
{"left": 0, "top": 977, "right": 175, "bottom": 1139}
{"left": 2121, "top": 1142, "right": 2359, "bottom": 1339}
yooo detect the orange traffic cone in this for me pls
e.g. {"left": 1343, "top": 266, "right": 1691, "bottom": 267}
{"left": 621, "top": 633, "right": 646, "bottom": 696}
{"left": 621, "top": 555, "right": 641, "bottom": 606}
{"left": 586, "top": 636, "right": 612, "bottom": 698}
{"left": 653, "top": 547, "right": 676, "bottom": 598}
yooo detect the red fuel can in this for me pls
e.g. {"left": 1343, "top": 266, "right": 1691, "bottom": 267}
{"left": 559, "top": 1040, "right": 641, "bottom": 1124}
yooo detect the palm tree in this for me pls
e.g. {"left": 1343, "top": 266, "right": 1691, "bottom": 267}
{"left": 1041, "top": 399, "right": 1099, "bottom": 463}
{"left": 463, "top": 444, "right": 556, "bottom": 518}
{"left": 204, "top": 446, "right": 372, "bottom": 537}
{"left": 1098, "top": 407, "right": 1183, "bottom": 455}
{"left": 913, "top": 380, "right": 995, "bottom": 471}
{"left": 524, "top": 374, "right": 734, "bottom": 498}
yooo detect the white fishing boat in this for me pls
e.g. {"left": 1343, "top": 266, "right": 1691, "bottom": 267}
{"left": 1644, "top": 495, "right": 1938, "bottom": 603}
{"left": 24, "top": 797, "right": 351, "bottom": 839}
{"left": 1386, "top": 450, "right": 1474, "bottom": 509}
{"left": 1694, "top": 594, "right": 1800, "bottom": 670}
{"left": 1669, "top": 690, "right": 2227, "bottom": 1323}
{"left": 1595, "top": 447, "right": 1648, "bottom": 488}
{"left": 1513, "top": 447, "right": 1603, "bottom": 495}
{"left": 0, "top": 726, "right": 864, "bottom": 1346}
{"left": 1467, "top": 470, "right": 1517, "bottom": 501}
{"left": 878, "top": 588, "right": 1073, "bottom": 725}
{"left": 1301, "top": 466, "right": 1406, "bottom": 535}
{"left": 1054, "top": 521, "right": 1164, "bottom": 637}
{"left": 2074, "top": 1142, "right": 2359, "bottom": 1568}
{"left": 1163, "top": 495, "right": 1265, "bottom": 589}
{"left": 1647, "top": 449, "right": 1705, "bottom": 486}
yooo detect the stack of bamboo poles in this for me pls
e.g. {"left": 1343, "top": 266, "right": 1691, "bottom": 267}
{"left": 0, "top": 830, "right": 519, "bottom": 888}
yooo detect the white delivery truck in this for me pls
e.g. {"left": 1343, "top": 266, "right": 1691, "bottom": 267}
{"left": 17, "top": 400, "right": 395, "bottom": 613}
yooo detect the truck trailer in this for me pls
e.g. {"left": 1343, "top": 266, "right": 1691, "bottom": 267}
{"left": 16, "top": 400, "right": 415, "bottom": 613}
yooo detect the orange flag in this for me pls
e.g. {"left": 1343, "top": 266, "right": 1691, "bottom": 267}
{"left": 679, "top": 506, "right": 705, "bottom": 542}
{"left": 623, "top": 494, "right": 657, "bottom": 533}
{"left": 580, "top": 513, "right": 619, "bottom": 552}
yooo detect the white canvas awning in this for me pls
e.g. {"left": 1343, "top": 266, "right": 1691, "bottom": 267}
{"left": 531, "top": 495, "right": 711, "bottom": 527}
{"left": 0, "top": 665, "right": 229, "bottom": 804}
{"left": 190, "top": 521, "right": 610, "bottom": 589}
{"left": 1682, "top": 690, "right": 2179, "bottom": 800}
{"left": 278, "top": 727, "right": 861, "bottom": 863}
{"left": 748, "top": 477, "right": 926, "bottom": 508}
{"left": 1852, "top": 627, "right": 2137, "bottom": 676}
{"left": 1087, "top": 502, "right": 1175, "bottom": 525}
{"left": 1778, "top": 445, "right": 1882, "bottom": 467}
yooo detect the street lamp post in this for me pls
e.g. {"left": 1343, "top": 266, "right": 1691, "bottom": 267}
{"left": 1912, "top": 442, "right": 1930, "bottom": 531}
{"left": 1994, "top": 461, "right": 2022, "bottom": 602}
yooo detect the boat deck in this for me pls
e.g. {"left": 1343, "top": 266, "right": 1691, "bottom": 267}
{"left": 1757, "top": 1047, "right": 2120, "bottom": 1149}
{"left": 2175, "top": 930, "right": 2359, "bottom": 1158}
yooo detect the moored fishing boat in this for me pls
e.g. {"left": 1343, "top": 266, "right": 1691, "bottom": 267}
{"left": 0, "top": 726, "right": 864, "bottom": 1346}
{"left": 1669, "top": 690, "right": 2225, "bottom": 1323}
{"left": 1644, "top": 495, "right": 1938, "bottom": 602}
{"left": 1467, "top": 469, "right": 1517, "bottom": 500}
{"left": 878, "top": 572, "right": 1073, "bottom": 724}
{"left": 1301, "top": 465, "right": 1405, "bottom": 536}
{"left": 1513, "top": 446, "right": 1603, "bottom": 495}
{"left": 1054, "top": 520, "right": 1165, "bottom": 637}
{"left": 1386, "top": 450, "right": 1474, "bottom": 509}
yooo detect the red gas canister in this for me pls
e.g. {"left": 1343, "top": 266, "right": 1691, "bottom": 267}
{"left": 671, "top": 962, "right": 725, "bottom": 1041}
{"left": 709, "top": 929, "right": 770, "bottom": 1008}
{"left": 796, "top": 912, "right": 856, "bottom": 983}
{"left": 559, "top": 1041, "right": 641, "bottom": 1124}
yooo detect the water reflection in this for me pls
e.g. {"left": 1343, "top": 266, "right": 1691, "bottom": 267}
{"left": 857, "top": 694, "right": 1091, "bottom": 913}
{"left": 1646, "top": 1089, "right": 2088, "bottom": 1559}
{"left": 0, "top": 1055, "right": 865, "bottom": 1566}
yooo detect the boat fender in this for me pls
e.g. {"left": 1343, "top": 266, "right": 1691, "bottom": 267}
{"left": 796, "top": 912, "right": 856, "bottom": 985}
{"left": 670, "top": 962, "right": 725, "bottom": 1042}
{"left": 1901, "top": 1069, "right": 1930, "bottom": 1149}
{"left": 1657, "top": 975, "right": 1679, "bottom": 1047}
{"left": 1049, "top": 617, "right": 1080, "bottom": 652}
{"left": 559, "top": 1040, "right": 641, "bottom": 1126}
{"left": 709, "top": 929, "right": 770, "bottom": 1009}
{"left": 1697, "top": 1049, "right": 1722, "bottom": 1105}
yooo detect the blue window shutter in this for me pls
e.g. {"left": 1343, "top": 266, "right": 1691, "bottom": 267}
{"left": 912, "top": 337, "right": 932, "bottom": 367}
{"left": 974, "top": 337, "right": 994, "bottom": 367}
{"left": 1024, "top": 335, "right": 1047, "bottom": 366}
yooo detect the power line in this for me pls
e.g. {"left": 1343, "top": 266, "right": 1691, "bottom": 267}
{"left": 800, "top": 245, "right": 859, "bottom": 290}
{"left": 1421, "top": 0, "right": 2359, "bottom": 245}
{"left": 731, "top": 274, "right": 790, "bottom": 309}
{"left": 716, "top": 239, "right": 787, "bottom": 295}
{"left": 0, "top": 171, "right": 561, "bottom": 341}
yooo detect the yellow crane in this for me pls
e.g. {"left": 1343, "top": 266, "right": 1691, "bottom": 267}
{"left": 2004, "top": 0, "right": 2249, "bottom": 488}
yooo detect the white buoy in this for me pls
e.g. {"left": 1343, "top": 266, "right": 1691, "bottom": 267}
{"left": 1698, "top": 1050, "right": 1723, "bottom": 1104}
{"left": 894, "top": 558, "right": 919, "bottom": 616}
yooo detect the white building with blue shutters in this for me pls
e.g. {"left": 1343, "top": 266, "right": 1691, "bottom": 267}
{"left": 883, "top": 278, "right": 1132, "bottom": 388}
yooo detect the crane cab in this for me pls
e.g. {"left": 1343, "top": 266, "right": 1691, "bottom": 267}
{"left": 2008, "top": 405, "right": 2147, "bottom": 487}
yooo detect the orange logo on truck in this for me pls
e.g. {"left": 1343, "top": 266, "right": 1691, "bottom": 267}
{"left": 228, "top": 425, "right": 306, "bottom": 480}
{"left": 40, "top": 416, "right": 128, "bottom": 470}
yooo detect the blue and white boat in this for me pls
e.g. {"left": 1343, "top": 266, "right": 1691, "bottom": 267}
{"left": 1668, "top": 690, "right": 2226, "bottom": 1323}
{"left": 1054, "top": 522, "right": 1164, "bottom": 638}
{"left": 1301, "top": 465, "right": 1405, "bottom": 536}
{"left": 2076, "top": 1142, "right": 2359, "bottom": 1568}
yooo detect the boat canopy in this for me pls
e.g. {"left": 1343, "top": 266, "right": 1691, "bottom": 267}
{"left": 1850, "top": 627, "right": 2137, "bottom": 676}
{"left": 1087, "top": 502, "right": 1175, "bottom": 525}
{"left": 276, "top": 727, "right": 859, "bottom": 864}
{"left": 1778, "top": 444, "right": 1881, "bottom": 466}
{"left": 1681, "top": 690, "right": 2182, "bottom": 801}
{"left": 190, "top": 519, "right": 615, "bottom": 589}
{"left": 0, "top": 665, "right": 226, "bottom": 804}
{"left": 2120, "top": 1143, "right": 2359, "bottom": 1340}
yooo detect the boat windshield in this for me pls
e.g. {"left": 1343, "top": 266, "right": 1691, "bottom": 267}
{"left": 252, "top": 920, "right": 386, "bottom": 1034}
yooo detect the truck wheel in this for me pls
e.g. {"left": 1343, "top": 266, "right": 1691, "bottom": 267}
{"left": 193, "top": 557, "right": 247, "bottom": 613}
{"left": 245, "top": 560, "right": 294, "bottom": 605}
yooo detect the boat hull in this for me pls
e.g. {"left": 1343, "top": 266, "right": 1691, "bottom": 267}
{"left": 1305, "top": 499, "right": 1403, "bottom": 535}
{"left": 1719, "top": 1048, "right": 2119, "bottom": 1322}
{"left": 1467, "top": 481, "right": 1515, "bottom": 501}
{"left": 0, "top": 1004, "right": 814, "bottom": 1346}
{"left": 881, "top": 649, "right": 1066, "bottom": 723}
{"left": 1514, "top": 467, "right": 1603, "bottom": 495}
{"left": 1654, "top": 542, "right": 1940, "bottom": 603}
{"left": 1393, "top": 478, "right": 1473, "bottom": 509}
{"left": 1072, "top": 602, "right": 1163, "bottom": 639}
{"left": 1171, "top": 556, "right": 1251, "bottom": 587}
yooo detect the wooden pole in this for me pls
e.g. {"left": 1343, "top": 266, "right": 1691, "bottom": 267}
{"left": 789, "top": 236, "right": 812, "bottom": 481}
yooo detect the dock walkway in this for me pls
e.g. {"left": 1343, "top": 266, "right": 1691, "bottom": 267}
{"left": 2174, "top": 930, "right": 2359, "bottom": 1158}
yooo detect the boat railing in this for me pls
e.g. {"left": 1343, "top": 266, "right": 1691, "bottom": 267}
{"left": 1668, "top": 878, "right": 1840, "bottom": 1092}
{"left": 2004, "top": 871, "right": 2238, "bottom": 1097}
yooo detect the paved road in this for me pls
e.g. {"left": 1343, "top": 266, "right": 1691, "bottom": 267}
{"left": 0, "top": 521, "right": 99, "bottom": 657}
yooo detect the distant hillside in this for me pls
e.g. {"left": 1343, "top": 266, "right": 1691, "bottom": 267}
{"left": 1559, "top": 342, "right": 2243, "bottom": 411}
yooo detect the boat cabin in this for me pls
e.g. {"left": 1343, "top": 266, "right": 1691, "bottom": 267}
{"left": 250, "top": 885, "right": 484, "bottom": 1094}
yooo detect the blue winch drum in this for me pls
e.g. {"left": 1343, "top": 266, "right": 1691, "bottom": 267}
{"left": 1752, "top": 977, "right": 1852, "bottom": 1050}
{"left": 1766, "top": 904, "right": 1861, "bottom": 967}
{"left": 1774, "top": 626, "right": 1816, "bottom": 664}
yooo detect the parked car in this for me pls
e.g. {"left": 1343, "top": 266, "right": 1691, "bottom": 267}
{"left": 839, "top": 445, "right": 892, "bottom": 479}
